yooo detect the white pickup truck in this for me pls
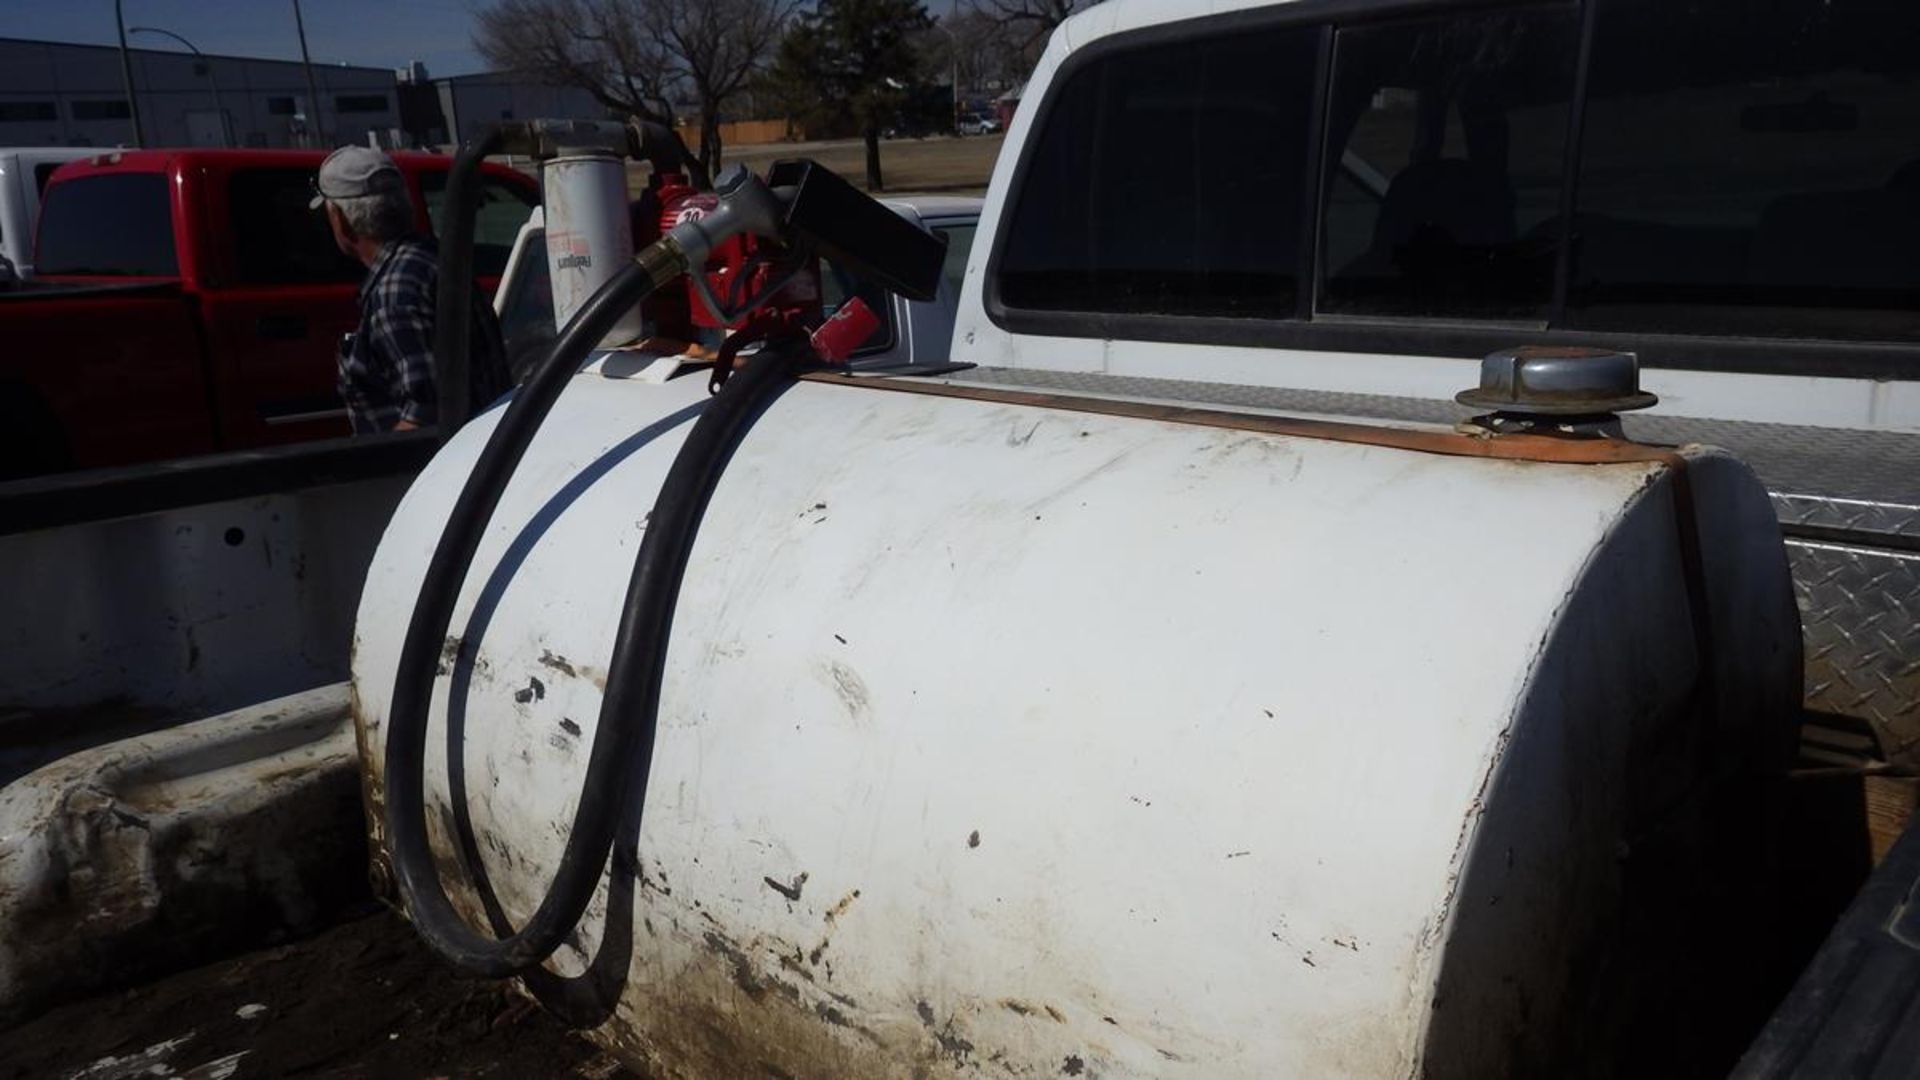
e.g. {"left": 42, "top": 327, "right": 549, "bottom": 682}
{"left": 3, "top": 0, "right": 1918, "bottom": 1077}
{"left": 0, "top": 147, "right": 92, "bottom": 281}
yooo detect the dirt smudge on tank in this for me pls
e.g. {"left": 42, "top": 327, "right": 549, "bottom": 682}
{"left": 815, "top": 660, "right": 872, "bottom": 725}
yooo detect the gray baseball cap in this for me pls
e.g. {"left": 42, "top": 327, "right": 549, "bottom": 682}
{"left": 310, "top": 145, "right": 402, "bottom": 209}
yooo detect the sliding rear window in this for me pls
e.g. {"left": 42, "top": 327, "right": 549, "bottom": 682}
{"left": 1565, "top": 0, "right": 1920, "bottom": 340}
{"left": 1317, "top": 5, "right": 1580, "bottom": 322}
{"left": 992, "top": 0, "right": 1920, "bottom": 362}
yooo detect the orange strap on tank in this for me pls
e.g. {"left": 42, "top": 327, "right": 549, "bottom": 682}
{"left": 799, "top": 371, "right": 1688, "bottom": 469}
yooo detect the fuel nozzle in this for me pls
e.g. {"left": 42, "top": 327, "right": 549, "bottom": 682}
{"left": 643, "top": 159, "right": 947, "bottom": 331}
{"left": 663, "top": 164, "right": 787, "bottom": 265}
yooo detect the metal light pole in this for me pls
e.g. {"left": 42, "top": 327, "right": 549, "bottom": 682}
{"left": 113, "top": 0, "right": 147, "bottom": 147}
{"left": 934, "top": 21, "right": 960, "bottom": 135}
{"left": 291, "top": 0, "right": 325, "bottom": 145}
{"left": 128, "top": 27, "right": 229, "bottom": 147}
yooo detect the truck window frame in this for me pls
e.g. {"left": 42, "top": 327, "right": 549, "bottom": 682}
{"left": 983, "top": 0, "right": 1920, "bottom": 383}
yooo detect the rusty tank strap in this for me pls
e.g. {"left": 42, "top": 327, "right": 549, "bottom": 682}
{"left": 800, "top": 371, "right": 1689, "bottom": 468}
{"left": 801, "top": 370, "right": 1721, "bottom": 762}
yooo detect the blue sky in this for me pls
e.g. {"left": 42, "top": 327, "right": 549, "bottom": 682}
{"left": 0, "top": 0, "right": 962, "bottom": 79}
{"left": 1, "top": 0, "right": 491, "bottom": 75}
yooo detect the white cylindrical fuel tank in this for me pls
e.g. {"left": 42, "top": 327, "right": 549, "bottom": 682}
{"left": 542, "top": 154, "right": 645, "bottom": 346}
{"left": 351, "top": 364, "right": 1801, "bottom": 1079}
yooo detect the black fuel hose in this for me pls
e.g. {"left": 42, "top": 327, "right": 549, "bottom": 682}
{"left": 385, "top": 237, "right": 701, "bottom": 976}
{"left": 430, "top": 129, "right": 503, "bottom": 434}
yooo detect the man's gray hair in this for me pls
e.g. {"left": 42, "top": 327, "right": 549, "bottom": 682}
{"left": 332, "top": 178, "right": 413, "bottom": 243}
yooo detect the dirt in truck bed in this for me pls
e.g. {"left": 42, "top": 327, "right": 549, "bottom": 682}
{"left": 3, "top": 908, "right": 640, "bottom": 1079}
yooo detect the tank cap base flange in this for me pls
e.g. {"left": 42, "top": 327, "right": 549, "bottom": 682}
{"left": 1455, "top": 346, "right": 1657, "bottom": 417}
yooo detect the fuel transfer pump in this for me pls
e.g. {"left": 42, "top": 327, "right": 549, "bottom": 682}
{"left": 521, "top": 119, "right": 834, "bottom": 359}
{"left": 395, "top": 119, "right": 944, "bottom": 975}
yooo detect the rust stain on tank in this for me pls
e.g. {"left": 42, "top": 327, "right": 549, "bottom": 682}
{"left": 535, "top": 648, "right": 608, "bottom": 691}
{"left": 999, "top": 999, "right": 1066, "bottom": 1023}
{"left": 824, "top": 889, "right": 861, "bottom": 924}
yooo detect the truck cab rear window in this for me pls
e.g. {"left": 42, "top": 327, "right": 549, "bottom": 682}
{"left": 995, "top": 25, "right": 1320, "bottom": 319}
{"left": 992, "top": 0, "right": 1920, "bottom": 364}
{"left": 1566, "top": 0, "right": 1920, "bottom": 341}
{"left": 1318, "top": 6, "right": 1578, "bottom": 322}
{"left": 35, "top": 173, "right": 177, "bottom": 277}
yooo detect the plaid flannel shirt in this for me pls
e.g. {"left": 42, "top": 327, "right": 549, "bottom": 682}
{"left": 339, "top": 237, "right": 440, "bottom": 434}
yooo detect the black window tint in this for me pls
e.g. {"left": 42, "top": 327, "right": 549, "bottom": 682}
{"left": 1568, "top": 0, "right": 1920, "bottom": 340}
{"left": 36, "top": 173, "right": 176, "bottom": 276}
{"left": 1319, "top": 6, "right": 1578, "bottom": 321}
{"left": 267, "top": 97, "right": 298, "bottom": 116}
{"left": 420, "top": 170, "right": 538, "bottom": 278}
{"left": 33, "top": 163, "right": 62, "bottom": 194}
{"left": 229, "top": 168, "right": 364, "bottom": 285}
{"left": 336, "top": 95, "right": 389, "bottom": 114}
{"left": 997, "top": 25, "right": 1320, "bottom": 318}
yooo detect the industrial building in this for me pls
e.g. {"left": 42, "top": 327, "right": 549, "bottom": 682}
{"left": 400, "top": 66, "right": 603, "bottom": 147}
{"left": 0, "top": 37, "right": 402, "bottom": 149}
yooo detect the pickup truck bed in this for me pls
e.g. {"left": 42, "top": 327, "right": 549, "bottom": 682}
{"left": 0, "top": 909, "right": 632, "bottom": 1080}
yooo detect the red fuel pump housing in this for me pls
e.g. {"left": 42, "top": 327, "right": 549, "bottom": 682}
{"left": 635, "top": 171, "right": 823, "bottom": 344}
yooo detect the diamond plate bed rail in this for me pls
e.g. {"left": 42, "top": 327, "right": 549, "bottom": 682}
{"left": 1788, "top": 541, "right": 1920, "bottom": 767}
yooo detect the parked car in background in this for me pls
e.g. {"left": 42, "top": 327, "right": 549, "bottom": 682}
{"left": 494, "top": 194, "right": 982, "bottom": 374}
{"left": 0, "top": 148, "right": 94, "bottom": 282}
{"left": 0, "top": 149, "right": 537, "bottom": 479}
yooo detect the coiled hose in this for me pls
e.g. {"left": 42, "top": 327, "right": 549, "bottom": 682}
{"left": 383, "top": 228, "right": 798, "bottom": 975}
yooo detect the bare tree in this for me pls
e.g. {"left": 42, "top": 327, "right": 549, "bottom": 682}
{"left": 919, "top": 9, "right": 1026, "bottom": 116}
{"left": 475, "top": 0, "right": 795, "bottom": 170}
{"left": 473, "top": 0, "right": 678, "bottom": 126}
{"left": 643, "top": 0, "right": 797, "bottom": 174}
{"left": 972, "top": 0, "right": 1103, "bottom": 53}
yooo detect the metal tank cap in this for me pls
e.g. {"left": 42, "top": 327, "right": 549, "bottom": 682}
{"left": 1456, "top": 346, "right": 1658, "bottom": 417}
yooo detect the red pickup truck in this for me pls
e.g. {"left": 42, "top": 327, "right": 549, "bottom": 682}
{"left": 0, "top": 149, "right": 537, "bottom": 479}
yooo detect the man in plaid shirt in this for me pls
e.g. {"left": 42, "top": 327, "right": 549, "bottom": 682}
{"left": 312, "top": 146, "right": 510, "bottom": 433}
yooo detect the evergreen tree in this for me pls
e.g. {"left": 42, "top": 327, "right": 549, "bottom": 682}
{"left": 771, "top": 0, "right": 934, "bottom": 190}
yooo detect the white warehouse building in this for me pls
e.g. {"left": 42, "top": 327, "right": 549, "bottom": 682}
{"left": 421, "top": 72, "right": 604, "bottom": 146}
{"left": 0, "top": 37, "right": 402, "bottom": 150}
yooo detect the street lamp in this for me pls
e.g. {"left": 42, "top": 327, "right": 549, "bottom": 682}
{"left": 291, "top": 0, "right": 326, "bottom": 146}
{"left": 127, "top": 26, "right": 230, "bottom": 147}
{"left": 113, "top": 0, "right": 146, "bottom": 147}
{"left": 934, "top": 21, "right": 961, "bottom": 135}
